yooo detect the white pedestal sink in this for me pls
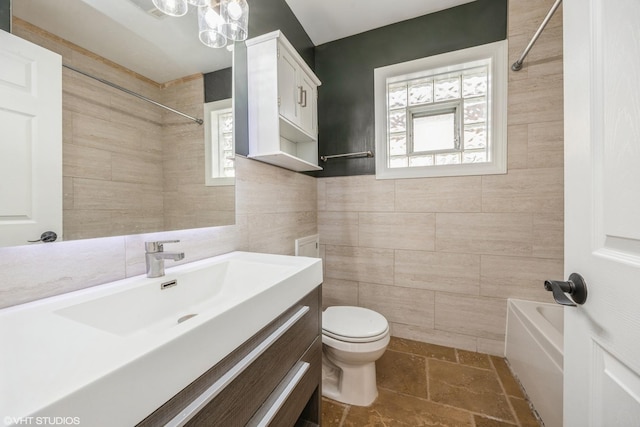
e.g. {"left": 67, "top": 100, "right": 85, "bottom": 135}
{"left": 0, "top": 251, "right": 322, "bottom": 427}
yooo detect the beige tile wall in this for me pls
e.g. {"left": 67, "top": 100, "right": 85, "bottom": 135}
{"left": 318, "top": 0, "right": 564, "bottom": 355}
{"left": 161, "top": 76, "right": 235, "bottom": 230}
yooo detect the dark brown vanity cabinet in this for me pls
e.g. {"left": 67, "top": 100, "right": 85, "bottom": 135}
{"left": 138, "top": 287, "right": 322, "bottom": 427}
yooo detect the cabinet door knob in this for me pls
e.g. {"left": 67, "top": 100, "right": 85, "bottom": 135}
{"left": 301, "top": 89, "right": 307, "bottom": 108}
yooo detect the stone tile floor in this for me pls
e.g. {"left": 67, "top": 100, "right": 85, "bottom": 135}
{"left": 322, "top": 337, "right": 541, "bottom": 427}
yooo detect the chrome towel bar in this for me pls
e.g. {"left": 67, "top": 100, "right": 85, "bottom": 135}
{"left": 320, "top": 151, "right": 374, "bottom": 162}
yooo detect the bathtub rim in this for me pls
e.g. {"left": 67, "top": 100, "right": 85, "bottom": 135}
{"left": 506, "top": 298, "right": 564, "bottom": 372}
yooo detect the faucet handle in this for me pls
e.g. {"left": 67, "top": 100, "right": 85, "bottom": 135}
{"left": 145, "top": 240, "right": 180, "bottom": 253}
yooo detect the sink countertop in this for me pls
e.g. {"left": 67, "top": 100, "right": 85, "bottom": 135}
{"left": 0, "top": 251, "right": 322, "bottom": 427}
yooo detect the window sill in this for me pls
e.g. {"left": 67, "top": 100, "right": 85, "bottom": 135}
{"left": 375, "top": 160, "right": 506, "bottom": 180}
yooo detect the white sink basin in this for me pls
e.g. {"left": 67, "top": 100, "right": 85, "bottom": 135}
{"left": 56, "top": 258, "right": 300, "bottom": 336}
{"left": 0, "top": 251, "right": 322, "bottom": 427}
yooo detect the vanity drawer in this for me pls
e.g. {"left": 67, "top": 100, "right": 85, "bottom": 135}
{"left": 247, "top": 337, "right": 321, "bottom": 426}
{"left": 137, "top": 286, "right": 320, "bottom": 427}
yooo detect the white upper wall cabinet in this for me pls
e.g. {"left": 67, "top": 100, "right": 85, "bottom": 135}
{"left": 247, "top": 31, "right": 322, "bottom": 172}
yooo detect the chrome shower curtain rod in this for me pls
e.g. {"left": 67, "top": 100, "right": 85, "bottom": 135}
{"left": 62, "top": 64, "right": 204, "bottom": 125}
{"left": 511, "top": 0, "right": 562, "bottom": 71}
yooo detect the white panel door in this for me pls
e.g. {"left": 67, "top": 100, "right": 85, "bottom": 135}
{"left": 0, "top": 30, "right": 62, "bottom": 247}
{"left": 563, "top": 0, "right": 640, "bottom": 426}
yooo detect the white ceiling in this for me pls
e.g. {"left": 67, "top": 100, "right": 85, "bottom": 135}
{"left": 13, "top": 0, "right": 232, "bottom": 83}
{"left": 12, "top": 0, "right": 475, "bottom": 83}
{"left": 285, "top": 0, "right": 477, "bottom": 45}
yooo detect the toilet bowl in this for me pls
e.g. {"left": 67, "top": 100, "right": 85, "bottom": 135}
{"left": 321, "top": 306, "right": 390, "bottom": 406}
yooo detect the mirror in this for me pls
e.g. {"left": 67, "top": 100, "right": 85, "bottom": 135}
{"left": 3, "top": 0, "right": 235, "bottom": 247}
{"left": 204, "top": 99, "right": 235, "bottom": 186}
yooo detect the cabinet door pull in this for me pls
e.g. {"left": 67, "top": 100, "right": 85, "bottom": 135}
{"left": 301, "top": 89, "right": 307, "bottom": 108}
{"left": 297, "top": 85, "right": 304, "bottom": 105}
{"left": 249, "top": 361, "right": 310, "bottom": 427}
{"left": 164, "top": 305, "right": 310, "bottom": 427}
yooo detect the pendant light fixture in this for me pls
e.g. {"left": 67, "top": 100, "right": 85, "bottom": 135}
{"left": 152, "top": 0, "right": 188, "bottom": 17}
{"left": 220, "top": 0, "right": 249, "bottom": 41}
{"left": 153, "top": 0, "right": 249, "bottom": 48}
{"left": 198, "top": 5, "right": 227, "bottom": 48}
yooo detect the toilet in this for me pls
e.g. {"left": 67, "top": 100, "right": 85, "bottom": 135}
{"left": 321, "top": 306, "right": 390, "bottom": 406}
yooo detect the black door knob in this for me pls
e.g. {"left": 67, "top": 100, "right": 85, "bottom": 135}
{"left": 544, "top": 273, "right": 588, "bottom": 306}
{"left": 28, "top": 231, "right": 58, "bottom": 243}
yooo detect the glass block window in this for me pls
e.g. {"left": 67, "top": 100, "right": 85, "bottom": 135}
{"left": 217, "top": 111, "right": 235, "bottom": 178}
{"left": 386, "top": 66, "right": 489, "bottom": 169}
{"left": 375, "top": 41, "right": 507, "bottom": 179}
{"left": 204, "top": 98, "right": 235, "bottom": 186}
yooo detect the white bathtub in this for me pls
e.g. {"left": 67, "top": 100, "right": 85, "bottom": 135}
{"left": 505, "top": 299, "right": 564, "bottom": 427}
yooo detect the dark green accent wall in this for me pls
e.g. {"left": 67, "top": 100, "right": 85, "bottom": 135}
{"left": 234, "top": 0, "right": 314, "bottom": 157}
{"left": 204, "top": 67, "right": 232, "bottom": 103}
{"left": 0, "top": 0, "right": 10, "bottom": 32}
{"left": 246, "top": 0, "right": 314, "bottom": 68}
{"left": 313, "top": 0, "right": 507, "bottom": 177}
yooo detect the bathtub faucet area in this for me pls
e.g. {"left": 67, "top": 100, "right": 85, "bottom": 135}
{"left": 145, "top": 240, "right": 185, "bottom": 278}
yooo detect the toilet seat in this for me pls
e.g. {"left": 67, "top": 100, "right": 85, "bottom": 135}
{"left": 323, "top": 306, "right": 389, "bottom": 343}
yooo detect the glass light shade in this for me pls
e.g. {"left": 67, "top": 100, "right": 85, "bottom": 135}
{"left": 152, "top": 0, "right": 188, "bottom": 17}
{"left": 186, "top": 0, "right": 209, "bottom": 6}
{"left": 198, "top": 6, "right": 227, "bottom": 48}
{"left": 220, "top": 0, "right": 249, "bottom": 41}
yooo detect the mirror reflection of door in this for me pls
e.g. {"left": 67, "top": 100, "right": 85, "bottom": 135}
{"left": 0, "top": 31, "right": 62, "bottom": 247}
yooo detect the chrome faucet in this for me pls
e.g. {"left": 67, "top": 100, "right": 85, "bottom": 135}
{"left": 145, "top": 240, "right": 185, "bottom": 278}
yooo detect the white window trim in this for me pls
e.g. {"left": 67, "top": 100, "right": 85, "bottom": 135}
{"left": 204, "top": 98, "right": 235, "bottom": 187}
{"left": 374, "top": 40, "right": 508, "bottom": 179}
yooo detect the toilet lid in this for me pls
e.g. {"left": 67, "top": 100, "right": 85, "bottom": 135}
{"left": 322, "top": 306, "right": 389, "bottom": 342}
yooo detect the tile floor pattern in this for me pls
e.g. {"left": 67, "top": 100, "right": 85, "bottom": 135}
{"left": 322, "top": 337, "right": 541, "bottom": 427}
